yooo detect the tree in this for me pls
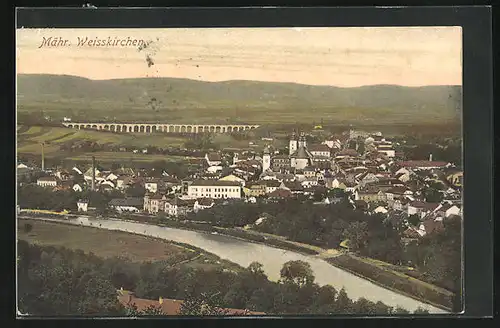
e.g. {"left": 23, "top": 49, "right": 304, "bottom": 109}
{"left": 413, "top": 307, "right": 430, "bottom": 314}
{"left": 424, "top": 188, "right": 443, "bottom": 203}
{"left": 393, "top": 306, "right": 410, "bottom": 314}
{"left": 178, "top": 291, "right": 230, "bottom": 316}
{"left": 279, "top": 261, "right": 315, "bottom": 287}
{"left": 125, "top": 184, "right": 146, "bottom": 198}
{"left": 407, "top": 214, "right": 420, "bottom": 227}
{"left": 248, "top": 262, "right": 267, "bottom": 279}
{"left": 357, "top": 142, "right": 365, "bottom": 155}
{"left": 334, "top": 288, "right": 353, "bottom": 313}
{"left": 343, "top": 221, "right": 369, "bottom": 252}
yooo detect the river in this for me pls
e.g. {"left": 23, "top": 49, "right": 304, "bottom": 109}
{"left": 24, "top": 216, "right": 446, "bottom": 314}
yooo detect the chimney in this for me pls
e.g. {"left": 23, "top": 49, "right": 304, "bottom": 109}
{"left": 91, "top": 156, "right": 96, "bottom": 191}
{"left": 429, "top": 153, "right": 433, "bottom": 162}
{"left": 41, "top": 143, "right": 45, "bottom": 171}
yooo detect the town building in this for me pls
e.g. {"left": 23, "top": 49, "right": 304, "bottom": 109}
{"left": 37, "top": 176, "right": 58, "bottom": 188}
{"left": 187, "top": 180, "right": 242, "bottom": 199}
{"left": 109, "top": 198, "right": 143, "bottom": 213}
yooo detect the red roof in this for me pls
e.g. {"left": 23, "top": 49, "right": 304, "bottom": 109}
{"left": 398, "top": 161, "right": 448, "bottom": 168}
{"left": 409, "top": 201, "right": 440, "bottom": 211}
{"left": 269, "top": 189, "right": 293, "bottom": 198}
{"left": 117, "top": 293, "right": 264, "bottom": 315}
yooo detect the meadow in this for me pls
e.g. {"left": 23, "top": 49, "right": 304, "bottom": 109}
{"left": 18, "top": 219, "right": 242, "bottom": 272}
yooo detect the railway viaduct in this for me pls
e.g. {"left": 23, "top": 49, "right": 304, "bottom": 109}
{"left": 61, "top": 122, "right": 260, "bottom": 134}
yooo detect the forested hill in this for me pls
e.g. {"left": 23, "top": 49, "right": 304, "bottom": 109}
{"left": 17, "top": 74, "right": 462, "bottom": 125}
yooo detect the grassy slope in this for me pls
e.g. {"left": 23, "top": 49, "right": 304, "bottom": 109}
{"left": 16, "top": 124, "right": 285, "bottom": 159}
{"left": 16, "top": 125, "right": 188, "bottom": 160}
{"left": 18, "top": 219, "right": 242, "bottom": 272}
{"left": 17, "top": 74, "right": 462, "bottom": 125}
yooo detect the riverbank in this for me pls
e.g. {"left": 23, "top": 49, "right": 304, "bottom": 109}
{"left": 116, "top": 214, "right": 453, "bottom": 312}
{"left": 327, "top": 254, "right": 453, "bottom": 312}
{"left": 18, "top": 218, "right": 244, "bottom": 273}
{"left": 17, "top": 214, "right": 446, "bottom": 313}
{"left": 123, "top": 214, "right": 322, "bottom": 256}
{"left": 18, "top": 213, "right": 450, "bottom": 312}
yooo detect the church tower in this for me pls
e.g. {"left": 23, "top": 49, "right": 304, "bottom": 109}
{"left": 298, "top": 132, "right": 307, "bottom": 149}
{"left": 289, "top": 131, "right": 298, "bottom": 156}
{"left": 263, "top": 146, "right": 271, "bottom": 172}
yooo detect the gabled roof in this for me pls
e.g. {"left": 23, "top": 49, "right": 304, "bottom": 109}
{"left": 290, "top": 146, "right": 311, "bottom": 159}
{"left": 191, "top": 180, "right": 241, "bottom": 187}
{"left": 269, "top": 188, "right": 293, "bottom": 198}
{"left": 409, "top": 201, "right": 440, "bottom": 211}
{"left": 37, "top": 176, "right": 58, "bottom": 181}
{"left": 109, "top": 197, "right": 143, "bottom": 207}
{"left": 206, "top": 152, "right": 222, "bottom": 161}
{"left": 117, "top": 292, "right": 265, "bottom": 316}
{"left": 308, "top": 144, "right": 331, "bottom": 152}
{"left": 263, "top": 180, "right": 281, "bottom": 187}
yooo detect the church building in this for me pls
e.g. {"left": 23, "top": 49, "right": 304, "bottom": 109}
{"left": 262, "top": 131, "right": 330, "bottom": 174}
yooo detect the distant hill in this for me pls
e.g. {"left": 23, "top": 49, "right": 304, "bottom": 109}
{"left": 16, "top": 74, "right": 462, "bottom": 125}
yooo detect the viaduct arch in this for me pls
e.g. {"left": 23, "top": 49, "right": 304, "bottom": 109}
{"left": 62, "top": 122, "right": 260, "bottom": 134}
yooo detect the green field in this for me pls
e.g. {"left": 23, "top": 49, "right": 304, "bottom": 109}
{"left": 18, "top": 219, "right": 243, "bottom": 272}
{"left": 67, "top": 152, "right": 188, "bottom": 163}
{"left": 16, "top": 125, "right": 287, "bottom": 164}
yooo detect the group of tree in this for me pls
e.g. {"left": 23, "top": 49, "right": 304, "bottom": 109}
{"left": 397, "top": 139, "right": 462, "bottom": 166}
{"left": 17, "top": 240, "right": 430, "bottom": 316}
{"left": 17, "top": 185, "right": 122, "bottom": 215}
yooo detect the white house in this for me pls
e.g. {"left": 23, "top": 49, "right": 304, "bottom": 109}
{"left": 165, "top": 198, "right": 193, "bottom": 217}
{"left": 193, "top": 198, "right": 215, "bottom": 212}
{"left": 73, "top": 183, "right": 83, "bottom": 192}
{"left": 264, "top": 180, "right": 281, "bottom": 194}
{"left": 37, "top": 177, "right": 58, "bottom": 188}
{"left": 188, "top": 180, "right": 241, "bottom": 199}
{"left": 373, "top": 206, "right": 388, "bottom": 214}
{"left": 301, "top": 178, "right": 319, "bottom": 188}
{"left": 308, "top": 144, "right": 332, "bottom": 158}
{"left": 207, "top": 166, "right": 223, "bottom": 173}
{"left": 77, "top": 199, "right": 89, "bottom": 212}
{"left": 395, "top": 167, "right": 412, "bottom": 176}
{"left": 407, "top": 201, "right": 440, "bottom": 218}
{"left": 100, "top": 180, "right": 115, "bottom": 189}
{"left": 106, "top": 173, "right": 119, "bottom": 181}
{"left": 108, "top": 198, "right": 143, "bottom": 213}
{"left": 434, "top": 204, "right": 461, "bottom": 218}
{"left": 205, "top": 153, "right": 223, "bottom": 167}
{"left": 145, "top": 181, "right": 159, "bottom": 193}
{"left": 322, "top": 139, "right": 342, "bottom": 149}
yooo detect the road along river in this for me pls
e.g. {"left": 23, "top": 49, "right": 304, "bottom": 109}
{"left": 22, "top": 216, "right": 447, "bottom": 314}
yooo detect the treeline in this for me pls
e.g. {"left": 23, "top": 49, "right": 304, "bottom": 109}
{"left": 17, "top": 240, "right": 430, "bottom": 316}
{"left": 187, "top": 200, "right": 461, "bottom": 296}
{"left": 17, "top": 185, "right": 125, "bottom": 214}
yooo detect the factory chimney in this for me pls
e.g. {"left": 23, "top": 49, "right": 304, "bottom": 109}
{"left": 91, "top": 156, "right": 96, "bottom": 191}
{"left": 41, "top": 142, "right": 45, "bottom": 171}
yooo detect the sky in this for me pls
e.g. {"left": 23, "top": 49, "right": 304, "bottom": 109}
{"left": 16, "top": 27, "right": 462, "bottom": 87}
